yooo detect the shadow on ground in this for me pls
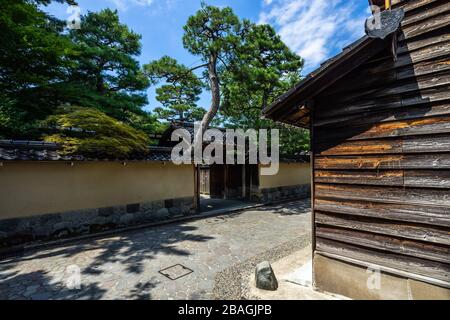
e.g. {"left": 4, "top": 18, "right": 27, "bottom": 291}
{"left": 0, "top": 223, "right": 214, "bottom": 300}
{"left": 253, "top": 199, "right": 311, "bottom": 216}
{"left": 0, "top": 198, "right": 311, "bottom": 300}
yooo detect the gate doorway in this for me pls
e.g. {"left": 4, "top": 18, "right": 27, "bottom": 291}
{"left": 196, "top": 164, "right": 258, "bottom": 213}
{"left": 199, "top": 166, "right": 210, "bottom": 195}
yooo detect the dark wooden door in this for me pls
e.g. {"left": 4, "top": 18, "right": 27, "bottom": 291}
{"left": 199, "top": 167, "right": 210, "bottom": 195}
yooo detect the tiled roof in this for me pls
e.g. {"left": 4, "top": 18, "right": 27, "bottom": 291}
{"left": 0, "top": 140, "right": 172, "bottom": 162}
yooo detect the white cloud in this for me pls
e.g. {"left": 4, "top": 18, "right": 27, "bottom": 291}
{"left": 109, "top": 0, "right": 154, "bottom": 11}
{"left": 259, "top": 0, "right": 367, "bottom": 72}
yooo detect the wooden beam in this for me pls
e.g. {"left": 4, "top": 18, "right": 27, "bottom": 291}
{"left": 315, "top": 183, "right": 450, "bottom": 206}
{"left": 315, "top": 198, "right": 450, "bottom": 227}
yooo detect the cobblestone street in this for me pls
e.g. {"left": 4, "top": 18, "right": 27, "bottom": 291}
{"left": 0, "top": 199, "right": 311, "bottom": 300}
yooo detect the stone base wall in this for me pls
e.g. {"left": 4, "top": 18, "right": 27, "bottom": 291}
{"left": 0, "top": 196, "right": 194, "bottom": 248}
{"left": 254, "top": 184, "right": 310, "bottom": 203}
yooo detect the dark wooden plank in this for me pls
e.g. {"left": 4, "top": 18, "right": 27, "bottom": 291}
{"left": 397, "top": 31, "right": 450, "bottom": 55}
{"left": 316, "top": 134, "right": 450, "bottom": 155}
{"left": 314, "top": 198, "right": 450, "bottom": 227}
{"left": 316, "top": 138, "right": 404, "bottom": 156}
{"left": 315, "top": 170, "right": 450, "bottom": 189}
{"left": 315, "top": 183, "right": 450, "bottom": 206}
{"left": 315, "top": 85, "right": 450, "bottom": 119}
{"left": 315, "top": 211, "right": 450, "bottom": 245}
{"left": 315, "top": 170, "right": 403, "bottom": 186}
{"left": 314, "top": 154, "right": 450, "bottom": 170}
{"left": 403, "top": 134, "right": 450, "bottom": 153}
{"left": 316, "top": 237, "right": 450, "bottom": 282}
{"left": 322, "top": 46, "right": 450, "bottom": 98}
{"left": 397, "top": 57, "right": 450, "bottom": 79}
{"left": 319, "top": 72, "right": 450, "bottom": 108}
{"left": 314, "top": 102, "right": 450, "bottom": 128}
{"left": 393, "top": 0, "right": 443, "bottom": 14}
{"left": 400, "top": 12, "right": 450, "bottom": 41}
{"left": 405, "top": 170, "right": 450, "bottom": 189}
{"left": 401, "top": 1, "right": 450, "bottom": 27}
{"left": 316, "top": 115, "right": 450, "bottom": 142}
{"left": 266, "top": 37, "right": 388, "bottom": 122}
{"left": 316, "top": 225, "right": 450, "bottom": 263}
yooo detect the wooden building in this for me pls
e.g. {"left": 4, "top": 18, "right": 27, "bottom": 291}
{"left": 263, "top": 0, "right": 450, "bottom": 299}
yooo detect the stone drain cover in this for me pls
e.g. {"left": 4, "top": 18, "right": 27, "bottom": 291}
{"left": 159, "top": 264, "right": 193, "bottom": 280}
{"left": 204, "top": 216, "right": 227, "bottom": 224}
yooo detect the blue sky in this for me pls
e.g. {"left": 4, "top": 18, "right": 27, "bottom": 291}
{"left": 45, "top": 0, "right": 370, "bottom": 112}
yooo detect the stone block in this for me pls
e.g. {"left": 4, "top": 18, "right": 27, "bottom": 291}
{"left": 152, "top": 200, "right": 165, "bottom": 211}
{"left": 164, "top": 199, "right": 174, "bottom": 209}
{"left": 169, "top": 206, "right": 182, "bottom": 217}
{"left": 33, "top": 226, "right": 52, "bottom": 238}
{"left": 119, "top": 213, "right": 134, "bottom": 225}
{"left": 61, "top": 208, "right": 98, "bottom": 223}
{"left": 92, "top": 216, "right": 108, "bottom": 225}
{"left": 98, "top": 207, "right": 114, "bottom": 217}
{"left": 38, "top": 214, "right": 61, "bottom": 227}
{"left": 180, "top": 205, "right": 193, "bottom": 215}
{"left": 0, "top": 218, "right": 20, "bottom": 233}
{"left": 255, "top": 261, "right": 278, "bottom": 291}
{"left": 126, "top": 203, "right": 140, "bottom": 214}
{"left": 155, "top": 208, "right": 170, "bottom": 219}
{"left": 114, "top": 205, "right": 127, "bottom": 215}
{"left": 140, "top": 201, "right": 154, "bottom": 213}
{"left": 53, "top": 221, "right": 73, "bottom": 233}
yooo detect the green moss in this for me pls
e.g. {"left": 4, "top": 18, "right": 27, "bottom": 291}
{"left": 43, "top": 106, "right": 149, "bottom": 159}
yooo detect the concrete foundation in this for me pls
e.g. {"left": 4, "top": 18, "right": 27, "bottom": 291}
{"left": 313, "top": 253, "right": 450, "bottom": 300}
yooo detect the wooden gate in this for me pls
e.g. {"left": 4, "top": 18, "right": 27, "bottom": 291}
{"left": 199, "top": 167, "right": 210, "bottom": 195}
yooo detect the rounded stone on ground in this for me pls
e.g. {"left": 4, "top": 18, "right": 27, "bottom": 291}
{"left": 255, "top": 261, "right": 278, "bottom": 291}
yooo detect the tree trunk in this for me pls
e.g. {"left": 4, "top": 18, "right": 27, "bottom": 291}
{"left": 195, "top": 54, "right": 220, "bottom": 143}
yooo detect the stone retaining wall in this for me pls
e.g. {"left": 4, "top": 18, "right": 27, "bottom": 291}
{"left": 257, "top": 184, "right": 310, "bottom": 204}
{"left": 0, "top": 196, "right": 194, "bottom": 248}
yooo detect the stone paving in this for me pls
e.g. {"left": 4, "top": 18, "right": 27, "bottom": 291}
{"left": 0, "top": 199, "right": 311, "bottom": 300}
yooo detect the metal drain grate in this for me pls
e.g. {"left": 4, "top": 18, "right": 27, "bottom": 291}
{"left": 159, "top": 264, "right": 193, "bottom": 280}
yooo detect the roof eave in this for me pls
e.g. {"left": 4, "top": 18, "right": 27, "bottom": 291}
{"left": 262, "top": 36, "right": 389, "bottom": 127}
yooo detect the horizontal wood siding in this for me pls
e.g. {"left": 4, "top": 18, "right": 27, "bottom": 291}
{"left": 312, "top": 0, "right": 450, "bottom": 286}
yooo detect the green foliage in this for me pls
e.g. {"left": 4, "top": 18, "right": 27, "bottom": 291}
{"left": 279, "top": 125, "right": 310, "bottom": 156}
{"left": 146, "top": 3, "right": 309, "bottom": 153}
{"left": 67, "top": 9, "right": 150, "bottom": 120}
{"left": 182, "top": 3, "right": 242, "bottom": 60}
{"left": 0, "top": 0, "right": 77, "bottom": 137}
{"left": 144, "top": 56, "right": 205, "bottom": 121}
{"left": 43, "top": 106, "right": 150, "bottom": 158}
{"left": 0, "top": 3, "right": 158, "bottom": 141}
{"left": 222, "top": 23, "right": 303, "bottom": 116}
{"left": 0, "top": 1, "right": 309, "bottom": 155}
{"left": 220, "top": 23, "right": 309, "bottom": 153}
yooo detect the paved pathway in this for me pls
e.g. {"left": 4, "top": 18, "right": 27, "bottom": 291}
{"left": 0, "top": 199, "right": 311, "bottom": 300}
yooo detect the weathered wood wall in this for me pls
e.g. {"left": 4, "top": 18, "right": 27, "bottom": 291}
{"left": 312, "top": 0, "right": 450, "bottom": 287}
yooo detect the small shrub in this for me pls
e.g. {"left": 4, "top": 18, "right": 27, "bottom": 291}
{"left": 44, "top": 106, "right": 149, "bottom": 159}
